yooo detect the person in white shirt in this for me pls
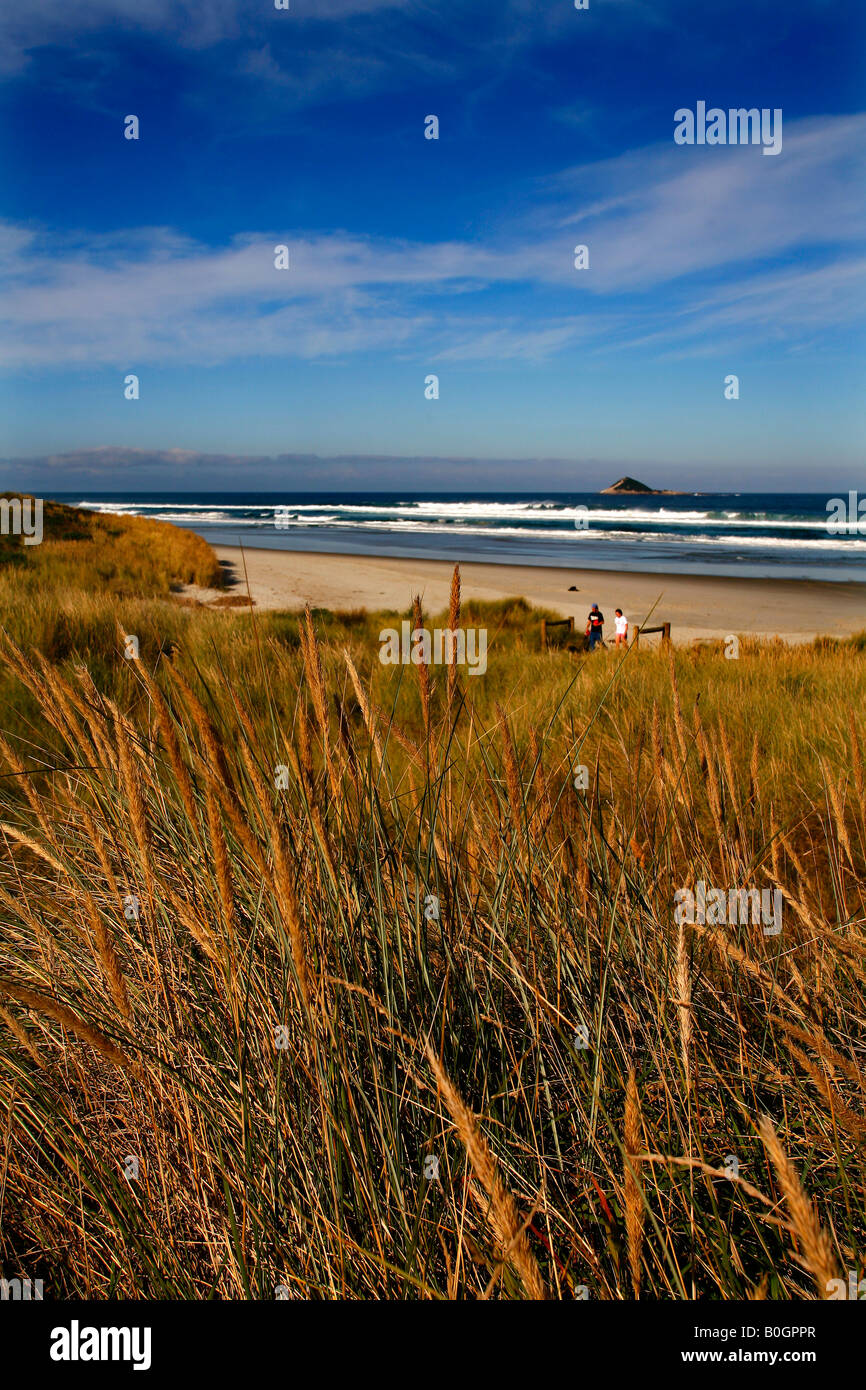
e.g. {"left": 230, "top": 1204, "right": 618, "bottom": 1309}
{"left": 614, "top": 609, "right": 628, "bottom": 647}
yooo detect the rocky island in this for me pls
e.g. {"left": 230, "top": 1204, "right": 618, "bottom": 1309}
{"left": 601, "top": 476, "right": 684, "bottom": 494}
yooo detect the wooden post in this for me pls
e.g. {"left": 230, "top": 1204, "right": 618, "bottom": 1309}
{"left": 662, "top": 622, "right": 671, "bottom": 646}
{"left": 633, "top": 625, "right": 640, "bottom": 647}
{"left": 540, "top": 619, "right": 547, "bottom": 651}
{"left": 567, "top": 616, "right": 574, "bottom": 634}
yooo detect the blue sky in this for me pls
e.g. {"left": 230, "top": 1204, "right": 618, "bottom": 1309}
{"left": 0, "top": 0, "right": 864, "bottom": 491}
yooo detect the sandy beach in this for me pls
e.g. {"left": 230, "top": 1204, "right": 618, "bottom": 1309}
{"left": 179, "top": 545, "right": 865, "bottom": 644}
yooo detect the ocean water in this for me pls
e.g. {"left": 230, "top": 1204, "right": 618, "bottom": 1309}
{"left": 54, "top": 492, "right": 866, "bottom": 582}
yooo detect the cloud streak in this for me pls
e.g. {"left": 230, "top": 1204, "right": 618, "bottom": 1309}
{"left": 0, "top": 445, "right": 629, "bottom": 492}
{"left": 1, "top": 115, "right": 863, "bottom": 369}
{"left": 0, "top": 0, "right": 410, "bottom": 74}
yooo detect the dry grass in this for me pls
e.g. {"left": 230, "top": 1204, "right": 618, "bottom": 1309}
{"left": 0, "top": 527, "right": 864, "bottom": 1299}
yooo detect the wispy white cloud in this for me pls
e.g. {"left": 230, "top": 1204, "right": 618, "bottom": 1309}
{"left": 0, "top": 0, "right": 685, "bottom": 86}
{"left": 612, "top": 259, "right": 866, "bottom": 360}
{"left": 0, "top": 0, "right": 410, "bottom": 72}
{"left": 536, "top": 114, "right": 866, "bottom": 288}
{"left": 0, "top": 0, "right": 499, "bottom": 81}
{"left": 1, "top": 115, "right": 862, "bottom": 368}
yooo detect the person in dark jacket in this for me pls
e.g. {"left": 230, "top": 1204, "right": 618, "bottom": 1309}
{"left": 585, "top": 604, "right": 605, "bottom": 650}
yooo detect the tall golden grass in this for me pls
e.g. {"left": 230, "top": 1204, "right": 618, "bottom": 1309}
{"left": 0, "top": 541, "right": 863, "bottom": 1298}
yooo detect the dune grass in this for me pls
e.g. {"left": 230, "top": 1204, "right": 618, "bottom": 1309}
{"left": 0, "top": 510, "right": 863, "bottom": 1300}
{"left": 0, "top": 494, "right": 222, "bottom": 596}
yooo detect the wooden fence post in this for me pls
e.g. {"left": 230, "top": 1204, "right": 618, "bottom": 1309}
{"left": 662, "top": 622, "right": 671, "bottom": 646}
{"left": 633, "top": 626, "right": 640, "bottom": 647}
{"left": 540, "top": 619, "right": 547, "bottom": 651}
